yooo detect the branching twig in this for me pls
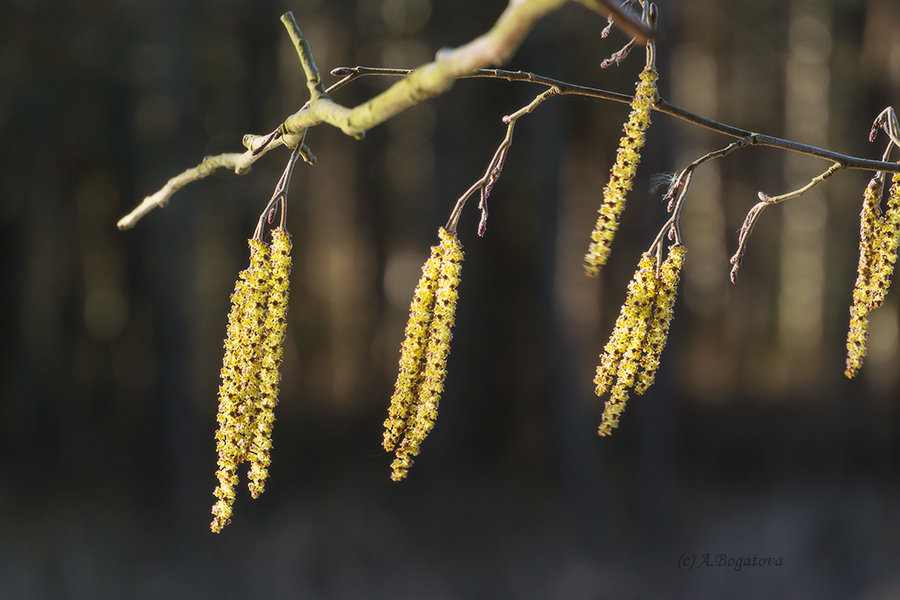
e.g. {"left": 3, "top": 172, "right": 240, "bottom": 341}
{"left": 253, "top": 142, "right": 304, "bottom": 240}
{"left": 729, "top": 162, "right": 843, "bottom": 283}
{"left": 580, "top": 0, "right": 654, "bottom": 44}
{"left": 121, "top": 0, "right": 573, "bottom": 229}
{"left": 757, "top": 161, "right": 843, "bottom": 205}
{"left": 601, "top": 39, "right": 636, "bottom": 69}
{"left": 446, "top": 87, "right": 560, "bottom": 234}
{"left": 646, "top": 137, "right": 755, "bottom": 258}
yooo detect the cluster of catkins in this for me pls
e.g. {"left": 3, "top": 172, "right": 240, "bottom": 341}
{"left": 595, "top": 247, "right": 685, "bottom": 435}
{"left": 581, "top": 62, "right": 688, "bottom": 433}
{"left": 845, "top": 172, "right": 900, "bottom": 378}
{"left": 211, "top": 228, "right": 292, "bottom": 532}
{"left": 382, "top": 228, "right": 464, "bottom": 481}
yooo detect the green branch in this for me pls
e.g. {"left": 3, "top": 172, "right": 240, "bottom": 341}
{"left": 118, "top": 0, "right": 899, "bottom": 232}
{"left": 119, "top": 0, "right": 586, "bottom": 229}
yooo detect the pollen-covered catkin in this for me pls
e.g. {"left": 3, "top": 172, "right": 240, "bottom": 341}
{"left": 211, "top": 239, "right": 271, "bottom": 533}
{"left": 845, "top": 175, "right": 890, "bottom": 379}
{"left": 595, "top": 246, "right": 686, "bottom": 436}
{"left": 584, "top": 66, "right": 658, "bottom": 276}
{"left": 594, "top": 253, "right": 656, "bottom": 397}
{"left": 248, "top": 228, "right": 292, "bottom": 499}
{"left": 869, "top": 173, "right": 900, "bottom": 309}
{"left": 236, "top": 240, "right": 272, "bottom": 455}
{"left": 389, "top": 228, "right": 463, "bottom": 482}
{"left": 211, "top": 265, "right": 251, "bottom": 533}
{"left": 383, "top": 242, "right": 444, "bottom": 453}
{"left": 844, "top": 300, "right": 869, "bottom": 379}
{"left": 634, "top": 245, "right": 686, "bottom": 395}
{"left": 597, "top": 253, "right": 656, "bottom": 436}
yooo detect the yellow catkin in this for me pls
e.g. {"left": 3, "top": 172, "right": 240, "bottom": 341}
{"left": 211, "top": 239, "right": 271, "bottom": 533}
{"left": 844, "top": 299, "right": 869, "bottom": 379}
{"left": 236, "top": 240, "right": 272, "bottom": 457}
{"left": 391, "top": 228, "right": 463, "bottom": 482}
{"left": 845, "top": 176, "right": 885, "bottom": 378}
{"left": 584, "top": 67, "right": 658, "bottom": 276}
{"left": 597, "top": 253, "right": 656, "bottom": 436}
{"left": 594, "top": 253, "right": 656, "bottom": 396}
{"left": 248, "top": 228, "right": 292, "bottom": 499}
{"left": 211, "top": 265, "right": 251, "bottom": 533}
{"left": 598, "top": 385, "right": 629, "bottom": 437}
{"left": 383, "top": 242, "right": 444, "bottom": 453}
{"left": 869, "top": 173, "right": 900, "bottom": 309}
{"left": 634, "top": 245, "right": 686, "bottom": 395}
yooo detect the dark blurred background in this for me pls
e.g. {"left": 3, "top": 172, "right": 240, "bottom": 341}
{"left": 3, "top": 0, "right": 900, "bottom": 598}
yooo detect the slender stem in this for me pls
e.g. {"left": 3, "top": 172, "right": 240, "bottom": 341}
{"left": 445, "top": 87, "right": 559, "bottom": 233}
{"left": 727, "top": 161, "right": 845, "bottom": 283}
{"left": 644, "top": 2, "right": 656, "bottom": 69}
{"left": 729, "top": 202, "right": 768, "bottom": 284}
{"left": 872, "top": 106, "right": 900, "bottom": 150}
{"left": 577, "top": 0, "right": 656, "bottom": 44}
{"left": 254, "top": 143, "right": 303, "bottom": 240}
{"left": 646, "top": 137, "right": 754, "bottom": 255}
{"left": 759, "top": 161, "right": 842, "bottom": 204}
{"left": 280, "top": 12, "right": 327, "bottom": 101}
{"left": 331, "top": 65, "right": 900, "bottom": 175}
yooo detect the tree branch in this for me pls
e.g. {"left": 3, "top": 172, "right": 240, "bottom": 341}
{"left": 278, "top": 0, "right": 571, "bottom": 137}
{"left": 119, "top": 0, "right": 578, "bottom": 229}
{"left": 118, "top": 0, "right": 900, "bottom": 231}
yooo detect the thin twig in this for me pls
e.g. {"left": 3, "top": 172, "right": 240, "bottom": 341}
{"left": 757, "top": 161, "right": 843, "bottom": 204}
{"left": 728, "top": 161, "right": 844, "bottom": 283}
{"left": 601, "top": 39, "right": 636, "bottom": 69}
{"left": 577, "top": 0, "right": 655, "bottom": 44}
{"left": 331, "top": 65, "right": 900, "bottom": 175}
{"left": 280, "top": 12, "right": 327, "bottom": 102}
{"left": 254, "top": 143, "right": 304, "bottom": 240}
{"left": 644, "top": 137, "right": 756, "bottom": 255}
{"left": 446, "top": 87, "right": 559, "bottom": 233}
{"left": 729, "top": 203, "right": 768, "bottom": 284}
{"left": 727, "top": 161, "right": 844, "bottom": 283}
